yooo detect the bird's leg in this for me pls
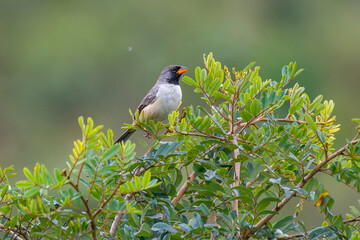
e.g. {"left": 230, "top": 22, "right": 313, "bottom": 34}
{"left": 144, "top": 132, "right": 152, "bottom": 138}
{"left": 163, "top": 127, "right": 171, "bottom": 135}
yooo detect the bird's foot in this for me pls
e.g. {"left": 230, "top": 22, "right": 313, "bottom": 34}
{"left": 163, "top": 127, "right": 171, "bottom": 135}
{"left": 144, "top": 132, "right": 152, "bottom": 139}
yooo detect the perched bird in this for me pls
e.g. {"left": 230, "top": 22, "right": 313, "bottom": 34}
{"left": 114, "top": 65, "right": 188, "bottom": 144}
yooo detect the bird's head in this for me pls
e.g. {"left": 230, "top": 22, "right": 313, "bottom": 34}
{"left": 158, "top": 65, "right": 188, "bottom": 85}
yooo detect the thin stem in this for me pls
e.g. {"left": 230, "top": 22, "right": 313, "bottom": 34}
{"left": 69, "top": 181, "right": 97, "bottom": 240}
{"left": 201, "top": 88, "right": 230, "bottom": 122}
{"left": 76, "top": 161, "right": 86, "bottom": 188}
{"left": 228, "top": 89, "right": 241, "bottom": 218}
{"left": 171, "top": 172, "right": 196, "bottom": 205}
{"left": 231, "top": 136, "right": 240, "bottom": 216}
{"left": 87, "top": 165, "right": 99, "bottom": 202}
{"left": 109, "top": 193, "right": 135, "bottom": 238}
{"left": 93, "top": 178, "right": 123, "bottom": 217}
{"left": 282, "top": 216, "right": 360, "bottom": 239}
{"left": 174, "top": 129, "right": 225, "bottom": 141}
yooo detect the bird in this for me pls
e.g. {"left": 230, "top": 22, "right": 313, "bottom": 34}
{"left": 114, "top": 65, "right": 188, "bottom": 144}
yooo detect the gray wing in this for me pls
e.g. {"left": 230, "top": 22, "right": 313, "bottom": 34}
{"left": 137, "top": 85, "right": 159, "bottom": 113}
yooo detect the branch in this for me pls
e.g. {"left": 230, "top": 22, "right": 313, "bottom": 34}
{"left": 229, "top": 93, "right": 241, "bottom": 216}
{"left": 171, "top": 171, "right": 196, "bottom": 205}
{"left": 235, "top": 117, "right": 304, "bottom": 129}
{"left": 110, "top": 167, "right": 146, "bottom": 238}
{"left": 69, "top": 181, "right": 97, "bottom": 240}
{"left": 244, "top": 138, "right": 360, "bottom": 239}
{"left": 0, "top": 224, "right": 26, "bottom": 240}
{"left": 109, "top": 192, "right": 135, "bottom": 238}
{"left": 93, "top": 178, "right": 123, "bottom": 217}
{"left": 280, "top": 216, "right": 360, "bottom": 239}
{"left": 231, "top": 135, "right": 241, "bottom": 215}
{"left": 343, "top": 216, "right": 360, "bottom": 224}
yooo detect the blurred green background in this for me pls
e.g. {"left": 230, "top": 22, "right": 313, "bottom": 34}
{"left": 1, "top": 0, "right": 360, "bottom": 228}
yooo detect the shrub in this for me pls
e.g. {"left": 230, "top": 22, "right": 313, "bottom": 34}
{"left": 1, "top": 53, "right": 360, "bottom": 239}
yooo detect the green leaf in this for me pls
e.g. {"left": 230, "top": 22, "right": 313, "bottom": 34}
{"left": 190, "top": 213, "right": 204, "bottom": 229}
{"left": 196, "top": 159, "right": 218, "bottom": 170}
{"left": 289, "top": 97, "right": 305, "bottom": 115}
{"left": 351, "top": 231, "right": 359, "bottom": 240}
{"left": 128, "top": 214, "right": 140, "bottom": 228}
{"left": 151, "top": 222, "right": 177, "bottom": 234}
{"left": 1, "top": 184, "right": 8, "bottom": 199}
{"left": 308, "top": 227, "right": 337, "bottom": 239}
{"left": 54, "top": 168, "right": 64, "bottom": 183}
{"left": 250, "top": 99, "right": 261, "bottom": 116}
{"left": 198, "top": 106, "right": 226, "bottom": 134}
{"left": 294, "top": 68, "right": 304, "bottom": 78}
{"left": 23, "top": 167, "right": 34, "bottom": 181}
{"left": 179, "top": 223, "right": 191, "bottom": 233}
{"left": 156, "top": 141, "right": 184, "bottom": 157}
{"left": 98, "top": 165, "right": 118, "bottom": 176}
{"left": 350, "top": 206, "right": 360, "bottom": 216}
{"left": 199, "top": 203, "right": 210, "bottom": 215}
{"left": 134, "top": 176, "right": 141, "bottom": 190}
{"left": 243, "top": 62, "right": 256, "bottom": 71}
{"left": 195, "top": 66, "right": 201, "bottom": 84}
{"left": 144, "top": 179, "right": 160, "bottom": 189}
{"left": 101, "top": 145, "right": 120, "bottom": 162}
{"left": 209, "top": 78, "right": 222, "bottom": 96}
{"left": 182, "top": 76, "right": 198, "bottom": 87}
{"left": 16, "top": 181, "right": 35, "bottom": 188}
{"left": 292, "top": 187, "right": 307, "bottom": 195}
{"left": 41, "top": 164, "right": 55, "bottom": 185}
{"left": 78, "top": 116, "right": 85, "bottom": 129}
{"left": 317, "top": 129, "right": 326, "bottom": 143}
{"left": 142, "top": 171, "right": 151, "bottom": 187}
{"left": 239, "top": 110, "right": 252, "bottom": 122}
{"left": 304, "top": 113, "right": 317, "bottom": 132}
{"left": 213, "top": 91, "right": 231, "bottom": 101}
{"left": 24, "top": 186, "right": 40, "bottom": 197}
{"left": 126, "top": 181, "right": 135, "bottom": 192}
{"left": 273, "top": 216, "right": 293, "bottom": 229}
{"left": 257, "top": 197, "right": 281, "bottom": 212}
{"left": 7, "top": 215, "right": 18, "bottom": 228}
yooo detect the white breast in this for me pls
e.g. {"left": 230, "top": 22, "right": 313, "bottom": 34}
{"left": 142, "top": 84, "right": 182, "bottom": 122}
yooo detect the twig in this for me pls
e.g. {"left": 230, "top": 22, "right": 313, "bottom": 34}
{"left": 235, "top": 117, "right": 304, "bottom": 128}
{"left": 93, "top": 178, "right": 123, "bottom": 217}
{"left": 280, "top": 216, "right": 360, "bottom": 239}
{"left": 246, "top": 173, "right": 261, "bottom": 187}
{"left": 228, "top": 92, "right": 241, "bottom": 216}
{"left": 171, "top": 172, "right": 196, "bottom": 205}
{"left": 343, "top": 216, "right": 360, "bottom": 224}
{"left": 69, "top": 181, "right": 97, "bottom": 240}
{"left": 0, "top": 224, "right": 26, "bottom": 240}
{"left": 110, "top": 167, "right": 145, "bottom": 238}
{"left": 174, "top": 130, "right": 225, "bottom": 141}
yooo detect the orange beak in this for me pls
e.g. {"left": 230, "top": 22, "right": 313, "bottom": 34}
{"left": 177, "top": 67, "right": 188, "bottom": 75}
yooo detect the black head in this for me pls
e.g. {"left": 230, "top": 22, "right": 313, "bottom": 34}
{"left": 157, "top": 65, "right": 188, "bottom": 85}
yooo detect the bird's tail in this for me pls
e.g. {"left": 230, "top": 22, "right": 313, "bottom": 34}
{"left": 114, "top": 129, "right": 136, "bottom": 144}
